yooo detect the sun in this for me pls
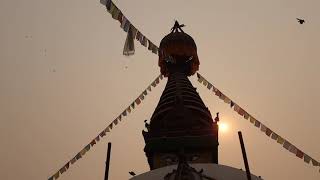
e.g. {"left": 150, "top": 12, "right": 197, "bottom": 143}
{"left": 219, "top": 122, "right": 229, "bottom": 133}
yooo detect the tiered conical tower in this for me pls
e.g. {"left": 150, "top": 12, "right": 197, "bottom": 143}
{"left": 142, "top": 22, "right": 219, "bottom": 170}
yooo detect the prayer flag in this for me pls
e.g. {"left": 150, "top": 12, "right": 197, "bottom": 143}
{"left": 265, "top": 128, "right": 272, "bottom": 136}
{"left": 75, "top": 153, "right": 82, "bottom": 160}
{"left": 123, "top": 20, "right": 130, "bottom": 32}
{"left": 160, "top": 74, "right": 163, "bottom": 80}
{"left": 120, "top": 16, "right": 127, "bottom": 30}
{"left": 105, "top": 0, "right": 112, "bottom": 11}
{"left": 90, "top": 139, "right": 96, "bottom": 146}
{"left": 59, "top": 166, "right": 67, "bottom": 174}
{"left": 271, "top": 132, "right": 278, "bottom": 140}
{"left": 147, "top": 86, "right": 152, "bottom": 92}
{"left": 80, "top": 148, "right": 86, "bottom": 156}
{"left": 117, "top": 11, "right": 123, "bottom": 24}
{"left": 139, "top": 94, "right": 145, "bottom": 101}
{"left": 65, "top": 162, "right": 70, "bottom": 170}
{"left": 148, "top": 40, "right": 153, "bottom": 50}
{"left": 109, "top": 123, "right": 113, "bottom": 129}
{"left": 105, "top": 127, "right": 110, "bottom": 132}
{"left": 215, "top": 89, "right": 222, "bottom": 98}
{"left": 243, "top": 112, "right": 249, "bottom": 120}
{"left": 111, "top": 6, "right": 120, "bottom": 20}
{"left": 234, "top": 104, "right": 240, "bottom": 112}
{"left": 277, "top": 136, "right": 285, "bottom": 145}
{"left": 238, "top": 107, "right": 245, "bottom": 116}
{"left": 230, "top": 101, "right": 235, "bottom": 108}
{"left": 198, "top": 76, "right": 204, "bottom": 83}
{"left": 127, "top": 106, "right": 131, "bottom": 113}
{"left": 95, "top": 135, "right": 100, "bottom": 142}
{"left": 117, "top": 115, "right": 122, "bottom": 122}
{"left": 312, "top": 159, "right": 319, "bottom": 166}
{"left": 152, "top": 46, "right": 158, "bottom": 54}
{"left": 289, "top": 145, "right": 297, "bottom": 154}
{"left": 296, "top": 149, "right": 304, "bottom": 159}
{"left": 155, "top": 77, "right": 160, "bottom": 84}
{"left": 131, "top": 102, "right": 135, "bottom": 109}
{"left": 304, "top": 154, "right": 311, "bottom": 164}
{"left": 249, "top": 116, "right": 255, "bottom": 124}
{"left": 85, "top": 144, "right": 90, "bottom": 151}
{"left": 113, "top": 118, "right": 119, "bottom": 125}
{"left": 203, "top": 79, "right": 208, "bottom": 86}
{"left": 108, "top": 2, "right": 115, "bottom": 14}
{"left": 142, "top": 36, "right": 148, "bottom": 47}
{"left": 260, "top": 124, "right": 267, "bottom": 132}
{"left": 123, "top": 26, "right": 135, "bottom": 56}
{"left": 122, "top": 110, "right": 127, "bottom": 117}
{"left": 207, "top": 83, "right": 213, "bottom": 90}
{"left": 100, "top": 130, "right": 106, "bottom": 137}
{"left": 53, "top": 172, "right": 60, "bottom": 179}
{"left": 151, "top": 81, "right": 156, "bottom": 87}
{"left": 136, "top": 31, "right": 142, "bottom": 41}
{"left": 224, "top": 96, "right": 231, "bottom": 104}
{"left": 283, "top": 140, "right": 291, "bottom": 150}
{"left": 143, "top": 90, "right": 147, "bottom": 96}
{"left": 70, "top": 157, "right": 77, "bottom": 164}
{"left": 135, "top": 98, "right": 141, "bottom": 105}
{"left": 254, "top": 120, "right": 261, "bottom": 128}
{"left": 48, "top": 176, "right": 54, "bottom": 180}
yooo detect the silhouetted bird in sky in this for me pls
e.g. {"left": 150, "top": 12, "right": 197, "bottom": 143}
{"left": 296, "top": 18, "right": 305, "bottom": 24}
{"left": 129, "top": 171, "right": 136, "bottom": 176}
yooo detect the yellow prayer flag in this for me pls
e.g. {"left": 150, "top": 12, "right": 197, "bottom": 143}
{"left": 276, "top": 136, "right": 285, "bottom": 145}
{"left": 53, "top": 172, "right": 60, "bottom": 179}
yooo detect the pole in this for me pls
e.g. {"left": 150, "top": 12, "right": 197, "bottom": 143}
{"left": 104, "top": 142, "right": 112, "bottom": 180}
{"left": 238, "top": 131, "right": 252, "bottom": 180}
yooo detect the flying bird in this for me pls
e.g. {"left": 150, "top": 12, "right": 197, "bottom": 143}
{"left": 129, "top": 171, "right": 136, "bottom": 176}
{"left": 296, "top": 18, "right": 305, "bottom": 24}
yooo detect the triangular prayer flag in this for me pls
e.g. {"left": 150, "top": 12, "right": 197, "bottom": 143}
{"left": 277, "top": 136, "right": 285, "bottom": 145}
{"left": 59, "top": 166, "right": 67, "bottom": 174}
{"left": 113, "top": 118, "right": 119, "bottom": 125}
{"left": 123, "top": 25, "right": 135, "bottom": 56}
{"left": 48, "top": 175, "right": 54, "bottom": 180}
{"left": 142, "top": 36, "right": 148, "bottom": 47}
{"left": 95, "top": 135, "right": 100, "bottom": 142}
{"left": 85, "top": 144, "right": 90, "bottom": 151}
{"left": 108, "top": 2, "right": 115, "bottom": 14}
{"left": 203, "top": 79, "right": 208, "bottom": 86}
{"left": 136, "top": 31, "right": 141, "bottom": 41}
{"left": 123, "top": 20, "right": 130, "bottom": 33}
{"left": 155, "top": 77, "right": 160, "bottom": 84}
{"left": 151, "top": 81, "right": 156, "bottom": 87}
{"left": 65, "top": 162, "right": 70, "bottom": 170}
{"left": 207, "top": 83, "right": 213, "bottom": 90}
{"left": 312, "top": 159, "right": 319, "bottom": 166}
{"left": 53, "top": 172, "right": 60, "bottom": 179}
{"left": 139, "top": 94, "right": 145, "bottom": 101}
{"left": 271, "top": 132, "right": 278, "bottom": 140}
{"left": 109, "top": 123, "right": 113, "bottom": 129}
{"left": 152, "top": 46, "right": 158, "bottom": 54}
{"left": 80, "top": 148, "right": 86, "bottom": 156}
{"left": 122, "top": 110, "right": 127, "bottom": 117}
{"left": 219, "top": 93, "right": 226, "bottom": 101}
{"left": 117, "top": 11, "right": 123, "bottom": 24}
{"left": 131, "top": 102, "right": 135, "bottom": 109}
{"left": 296, "top": 149, "right": 304, "bottom": 159}
{"left": 90, "top": 139, "right": 96, "bottom": 147}
{"left": 215, "top": 89, "right": 222, "bottom": 97}
{"left": 76, "top": 153, "right": 82, "bottom": 160}
{"left": 265, "top": 128, "right": 272, "bottom": 136}
{"left": 198, "top": 76, "right": 204, "bottom": 83}
{"left": 148, "top": 40, "right": 153, "bottom": 50}
{"left": 100, "top": 130, "right": 106, "bottom": 137}
{"left": 70, "top": 157, "right": 77, "bottom": 164}
{"left": 143, "top": 90, "right": 147, "bottom": 96}
{"left": 304, "top": 154, "right": 311, "bottom": 164}
{"left": 118, "top": 115, "right": 122, "bottom": 122}
{"left": 127, "top": 106, "right": 131, "bottom": 113}
{"left": 105, "top": 127, "right": 110, "bottom": 132}
{"left": 147, "top": 86, "right": 152, "bottom": 92}
{"left": 135, "top": 98, "right": 141, "bottom": 105}
{"left": 260, "top": 124, "right": 267, "bottom": 132}
{"left": 230, "top": 101, "right": 235, "bottom": 108}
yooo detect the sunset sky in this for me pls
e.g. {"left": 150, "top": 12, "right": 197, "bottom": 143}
{"left": 1, "top": 0, "right": 320, "bottom": 179}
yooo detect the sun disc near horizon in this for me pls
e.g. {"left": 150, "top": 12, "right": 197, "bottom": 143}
{"left": 219, "top": 122, "right": 229, "bottom": 133}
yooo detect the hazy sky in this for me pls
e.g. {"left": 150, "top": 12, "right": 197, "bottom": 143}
{"left": 1, "top": 0, "right": 320, "bottom": 179}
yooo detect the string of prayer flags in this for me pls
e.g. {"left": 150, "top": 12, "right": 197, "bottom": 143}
{"left": 196, "top": 72, "right": 320, "bottom": 173}
{"left": 48, "top": 74, "right": 164, "bottom": 179}
{"left": 100, "top": 0, "right": 159, "bottom": 56}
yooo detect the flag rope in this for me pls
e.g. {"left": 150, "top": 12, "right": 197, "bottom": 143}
{"left": 48, "top": 74, "right": 164, "bottom": 180}
{"left": 100, "top": 0, "right": 159, "bottom": 56}
{"left": 196, "top": 72, "right": 320, "bottom": 173}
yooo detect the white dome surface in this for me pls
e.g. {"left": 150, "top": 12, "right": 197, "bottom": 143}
{"left": 130, "top": 163, "right": 263, "bottom": 180}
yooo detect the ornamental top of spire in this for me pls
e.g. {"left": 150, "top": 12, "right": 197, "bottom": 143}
{"left": 158, "top": 21, "right": 200, "bottom": 77}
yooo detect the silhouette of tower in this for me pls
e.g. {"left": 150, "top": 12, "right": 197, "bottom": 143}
{"left": 143, "top": 22, "right": 219, "bottom": 170}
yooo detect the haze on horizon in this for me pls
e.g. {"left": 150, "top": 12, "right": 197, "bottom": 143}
{"left": 0, "top": 0, "right": 320, "bottom": 179}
